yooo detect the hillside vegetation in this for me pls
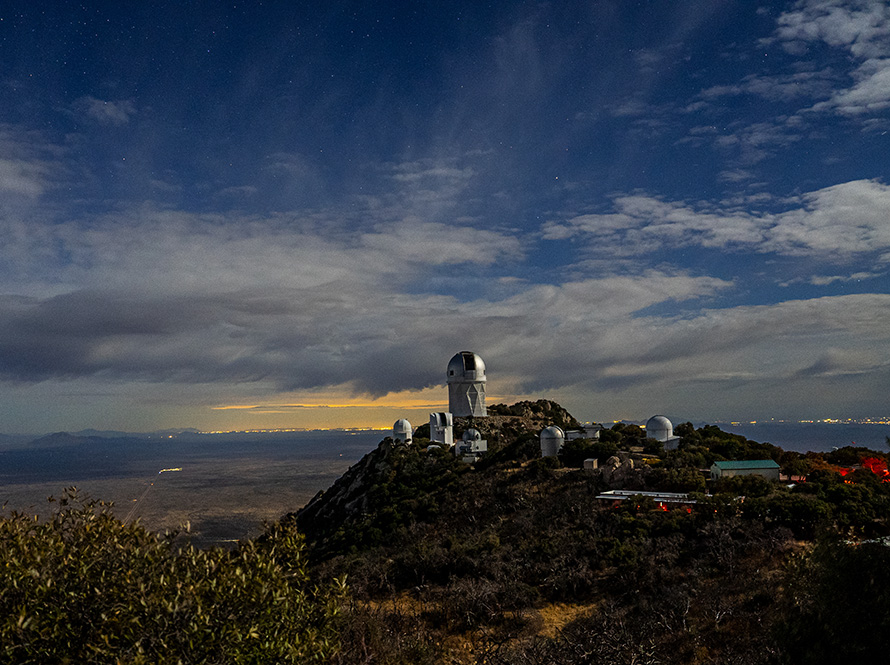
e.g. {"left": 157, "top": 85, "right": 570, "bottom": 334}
{"left": 293, "top": 401, "right": 890, "bottom": 664}
{"left": 1, "top": 492, "right": 343, "bottom": 663}
{"left": 3, "top": 400, "right": 890, "bottom": 664}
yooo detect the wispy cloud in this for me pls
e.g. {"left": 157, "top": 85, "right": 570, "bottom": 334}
{"left": 0, "top": 126, "right": 55, "bottom": 198}
{"left": 700, "top": 68, "right": 838, "bottom": 103}
{"left": 74, "top": 97, "right": 137, "bottom": 125}
{"left": 543, "top": 178, "right": 890, "bottom": 258}
{"left": 781, "top": 270, "right": 883, "bottom": 286}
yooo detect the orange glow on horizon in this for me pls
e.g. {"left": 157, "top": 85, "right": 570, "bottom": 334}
{"left": 203, "top": 386, "right": 526, "bottom": 431}
{"left": 212, "top": 401, "right": 451, "bottom": 411}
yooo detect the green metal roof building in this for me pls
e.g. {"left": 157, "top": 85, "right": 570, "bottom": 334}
{"left": 710, "top": 459, "right": 780, "bottom": 481}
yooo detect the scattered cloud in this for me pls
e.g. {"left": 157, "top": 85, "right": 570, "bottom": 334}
{"left": 0, "top": 157, "right": 45, "bottom": 197}
{"left": 543, "top": 178, "right": 890, "bottom": 258}
{"left": 795, "top": 348, "right": 890, "bottom": 378}
{"left": 718, "top": 168, "right": 756, "bottom": 183}
{"left": 610, "top": 100, "right": 649, "bottom": 117}
{"left": 775, "top": 0, "right": 890, "bottom": 60}
{"left": 814, "top": 57, "right": 890, "bottom": 114}
{"left": 781, "top": 270, "right": 883, "bottom": 286}
{"left": 811, "top": 271, "right": 882, "bottom": 285}
{"left": 360, "top": 218, "right": 522, "bottom": 266}
{"left": 0, "top": 126, "right": 55, "bottom": 198}
{"left": 699, "top": 69, "right": 837, "bottom": 103}
{"left": 774, "top": 0, "right": 890, "bottom": 115}
{"left": 390, "top": 162, "right": 476, "bottom": 184}
{"left": 214, "top": 185, "right": 259, "bottom": 200}
{"left": 714, "top": 118, "right": 805, "bottom": 165}
{"left": 74, "top": 97, "right": 137, "bottom": 125}
{"left": 1, "top": 2, "right": 889, "bottom": 428}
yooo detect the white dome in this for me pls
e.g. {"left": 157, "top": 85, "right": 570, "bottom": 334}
{"left": 447, "top": 351, "right": 486, "bottom": 383}
{"left": 540, "top": 425, "right": 565, "bottom": 457}
{"left": 392, "top": 418, "right": 413, "bottom": 442}
{"left": 645, "top": 415, "right": 673, "bottom": 442}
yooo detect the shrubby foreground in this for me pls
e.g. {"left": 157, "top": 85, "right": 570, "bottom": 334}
{"left": 1, "top": 491, "right": 343, "bottom": 663}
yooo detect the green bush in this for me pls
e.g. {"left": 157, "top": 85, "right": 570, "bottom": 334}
{"left": 742, "top": 491, "right": 832, "bottom": 538}
{"left": 558, "top": 438, "right": 621, "bottom": 467}
{"left": 713, "top": 473, "right": 775, "bottom": 498}
{"left": 0, "top": 490, "right": 344, "bottom": 664}
{"left": 647, "top": 467, "right": 707, "bottom": 493}
{"left": 778, "top": 540, "right": 890, "bottom": 664}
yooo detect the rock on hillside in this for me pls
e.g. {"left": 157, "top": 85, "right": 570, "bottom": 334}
{"left": 431, "top": 399, "right": 584, "bottom": 447}
{"left": 485, "top": 399, "right": 581, "bottom": 430}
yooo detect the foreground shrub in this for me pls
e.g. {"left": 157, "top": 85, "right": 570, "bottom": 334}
{"left": 0, "top": 490, "right": 344, "bottom": 664}
{"left": 777, "top": 539, "right": 890, "bottom": 664}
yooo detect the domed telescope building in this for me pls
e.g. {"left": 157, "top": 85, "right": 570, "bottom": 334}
{"left": 540, "top": 425, "right": 565, "bottom": 457}
{"left": 456, "top": 428, "right": 487, "bottom": 462}
{"left": 447, "top": 351, "right": 487, "bottom": 417}
{"left": 392, "top": 418, "right": 412, "bottom": 444}
{"left": 645, "top": 415, "right": 680, "bottom": 450}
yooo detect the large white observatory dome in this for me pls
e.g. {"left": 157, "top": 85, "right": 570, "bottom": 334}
{"left": 446, "top": 351, "right": 487, "bottom": 417}
{"left": 645, "top": 415, "right": 673, "bottom": 442}
{"left": 540, "top": 425, "right": 565, "bottom": 457}
{"left": 392, "top": 419, "right": 412, "bottom": 443}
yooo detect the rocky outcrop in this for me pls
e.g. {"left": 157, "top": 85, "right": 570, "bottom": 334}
{"left": 599, "top": 454, "right": 650, "bottom": 489}
{"left": 486, "top": 399, "right": 581, "bottom": 429}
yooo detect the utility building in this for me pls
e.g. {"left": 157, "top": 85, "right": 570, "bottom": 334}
{"left": 566, "top": 424, "right": 603, "bottom": 441}
{"left": 447, "top": 351, "right": 487, "bottom": 417}
{"left": 710, "top": 460, "right": 780, "bottom": 481}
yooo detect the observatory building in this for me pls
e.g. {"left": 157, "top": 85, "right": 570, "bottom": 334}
{"left": 447, "top": 351, "right": 487, "bottom": 417}
{"left": 429, "top": 412, "right": 454, "bottom": 445}
{"left": 392, "top": 419, "right": 412, "bottom": 444}
{"left": 566, "top": 423, "right": 603, "bottom": 441}
{"left": 540, "top": 425, "right": 565, "bottom": 457}
{"left": 711, "top": 459, "right": 780, "bottom": 482}
{"left": 645, "top": 415, "right": 680, "bottom": 450}
{"left": 456, "top": 428, "right": 487, "bottom": 462}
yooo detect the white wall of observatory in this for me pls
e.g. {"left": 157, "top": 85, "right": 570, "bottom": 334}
{"left": 446, "top": 351, "right": 487, "bottom": 417}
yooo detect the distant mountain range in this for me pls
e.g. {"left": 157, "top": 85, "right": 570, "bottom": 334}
{"left": 0, "top": 428, "right": 201, "bottom": 450}
{"left": 26, "top": 432, "right": 114, "bottom": 448}
{"left": 70, "top": 428, "right": 201, "bottom": 439}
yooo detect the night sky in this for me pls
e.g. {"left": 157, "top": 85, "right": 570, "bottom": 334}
{"left": 1, "top": 1, "right": 889, "bottom": 433}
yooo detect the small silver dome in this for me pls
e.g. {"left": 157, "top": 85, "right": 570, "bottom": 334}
{"left": 392, "top": 418, "right": 413, "bottom": 443}
{"left": 462, "top": 428, "right": 483, "bottom": 443}
{"left": 540, "top": 425, "right": 565, "bottom": 457}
